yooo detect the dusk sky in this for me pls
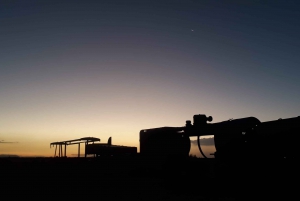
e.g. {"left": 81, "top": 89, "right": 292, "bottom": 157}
{"left": 0, "top": 0, "right": 299, "bottom": 157}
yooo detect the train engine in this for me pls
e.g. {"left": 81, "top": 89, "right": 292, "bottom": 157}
{"left": 139, "top": 114, "right": 299, "bottom": 160}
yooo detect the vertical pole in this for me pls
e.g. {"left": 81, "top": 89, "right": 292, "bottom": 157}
{"left": 65, "top": 143, "right": 67, "bottom": 157}
{"left": 60, "top": 144, "right": 63, "bottom": 157}
{"left": 54, "top": 145, "right": 57, "bottom": 157}
{"left": 85, "top": 142, "right": 87, "bottom": 158}
{"left": 58, "top": 144, "right": 60, "bottom": 157}
{"left": 78, "top": 143, "right": 80, "bottom": 158}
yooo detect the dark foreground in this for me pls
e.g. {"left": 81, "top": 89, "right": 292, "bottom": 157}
{"left": 0, "top": 156, "right": 296, "bottom": 200}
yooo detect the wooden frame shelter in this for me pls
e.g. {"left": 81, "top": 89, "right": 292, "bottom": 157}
{"left": 50, "top": 137, "right": 100, "bottom": 157}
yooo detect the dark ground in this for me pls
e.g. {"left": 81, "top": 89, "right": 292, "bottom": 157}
{"left": 0, "top": 156, "right": 296, "bottom": 200}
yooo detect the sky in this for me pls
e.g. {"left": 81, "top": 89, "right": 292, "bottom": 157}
{"left": 0, "top": 0, "right": 299, "bottom": 157}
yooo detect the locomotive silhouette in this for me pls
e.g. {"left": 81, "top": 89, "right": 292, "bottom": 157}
{"left": 139, "top": 114, "right": 299, "bottom": 160}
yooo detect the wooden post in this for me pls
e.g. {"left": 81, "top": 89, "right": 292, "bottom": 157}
{"left": 58, "top": 145, "right": 61, "bottom": 157}
{"left": 60, "top": 144, "right": 62, "bottom": 157}
{"left": 85, "top": 142, "right": 87, "bottom": 158}
{"left": 64, "top": 143, "right": 67, "bottom": 157}
{"left": 54, "top": 145, "right": 57, "bottom": 157}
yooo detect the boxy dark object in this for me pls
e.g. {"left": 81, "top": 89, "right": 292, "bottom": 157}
{"left": 139, "top": 114, "right": 299, "bottom": 160}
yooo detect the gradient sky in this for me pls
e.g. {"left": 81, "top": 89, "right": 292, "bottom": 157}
{"left": 1, "top": 0, "right": 299, "bottom": 157}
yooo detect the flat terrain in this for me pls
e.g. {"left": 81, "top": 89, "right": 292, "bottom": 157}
{"left": 0, "top": 156, "right": 295, "bottom": 200}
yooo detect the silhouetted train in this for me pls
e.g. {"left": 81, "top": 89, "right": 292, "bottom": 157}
{"left": 50, "top": 114, "right": 299, "bottom": 162}
{"left": 139, "top": 114, "right": 299, "bottom": 160}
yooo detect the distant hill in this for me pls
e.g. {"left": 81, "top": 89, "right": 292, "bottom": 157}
{"left": 0, "top": 154, "right": 19, "bottom": 158}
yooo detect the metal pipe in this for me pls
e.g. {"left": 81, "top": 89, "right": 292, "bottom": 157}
{"left": 197, "top": 136, "right": 207, "bottom": 158}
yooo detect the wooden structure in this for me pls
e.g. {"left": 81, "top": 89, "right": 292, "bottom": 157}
{"left": 50, "top": 137, "right": 100, "bottom": 157}
{"left": 50, "top": 137, "right": 137, "bottom": 157}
